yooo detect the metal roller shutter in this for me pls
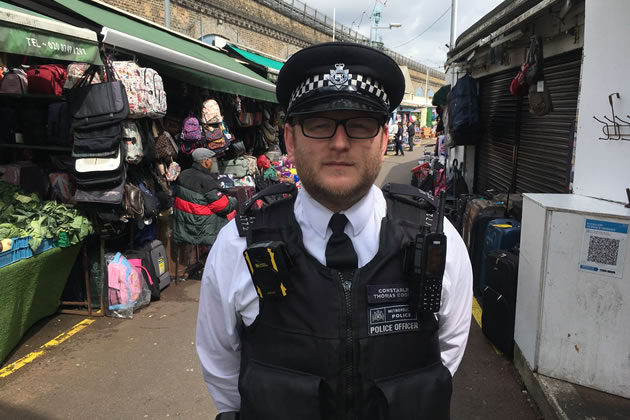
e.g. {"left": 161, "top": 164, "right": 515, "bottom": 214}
{"left": 516, "top": 49, "right": 582, "bottom": 193}
{"left": 475, "top": 48, "right": 582, "bottom": 194}
{"left": 476, "top": 68, "right": 519, "bottom": 193}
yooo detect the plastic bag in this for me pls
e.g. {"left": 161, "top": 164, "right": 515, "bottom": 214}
{"left": 105, "top": 252, "right": 151, "bottom": 319}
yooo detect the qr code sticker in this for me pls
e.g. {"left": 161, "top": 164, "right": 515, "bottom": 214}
{"left": 587, "top": 236, "right": 620, "bottom": 266}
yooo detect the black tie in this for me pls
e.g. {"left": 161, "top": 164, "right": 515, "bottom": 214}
{"left": 325, "top": 213, "right": 358, "bottom": 270}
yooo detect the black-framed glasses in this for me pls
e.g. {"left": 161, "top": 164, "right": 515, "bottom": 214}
{"left": 296, "top": 116, "right": 384, "bottom": 139}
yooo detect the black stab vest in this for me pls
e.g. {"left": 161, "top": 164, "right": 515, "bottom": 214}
{"left": 237, "top": 188, "right": 452, "bottom": 420}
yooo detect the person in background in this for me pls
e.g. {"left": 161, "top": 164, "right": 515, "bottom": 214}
{"left": 172, "top": 148, "right": 237, "bottom": 248}
{"left": 196, "top": 42, "right": 472, "bottom": 420}
{"left": 407, "top": 120, "right": 416, "bottom": 151}
{"left": 395, "top": 121, "right": 405, "bottom": 156}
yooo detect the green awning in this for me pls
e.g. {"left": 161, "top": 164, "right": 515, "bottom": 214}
{"left": 0, "top": 3, "right": 101, "bottom": 64}
{"left": 431, "top": 84, "right": 451, "bottom": 107}
{"left": 53, "top": 0, "right": 277, "bottom": 102}
{"left": 227, "top": 44, "right": 284, "bottom": 72}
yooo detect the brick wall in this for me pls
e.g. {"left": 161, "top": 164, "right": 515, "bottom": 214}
{"left": 102, "top": 0, "right": 441, "bottom": 88}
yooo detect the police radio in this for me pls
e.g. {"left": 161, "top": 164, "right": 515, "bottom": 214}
{"left": 243, "top": 241, "right": 293, "bottom": 299}
{"left": 411, "top": 191, "right": 447, "bottom": 313}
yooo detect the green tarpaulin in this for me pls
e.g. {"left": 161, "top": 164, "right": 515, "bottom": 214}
{"left": 227, "top": 44, "right": 284, "bottom": 71}
{"left": 432, "top": 84, "right": 451, "bottom": 107}
{"left": 0, "top": 245, "right": 80, "bottom": 365}
{"left": 0, "top": 24, "right": 100, "bottom": 63}
{"left": 54, "top": 0, "right": 277, "bottom": 102}
{"left": 0, "top": 2, "right": 101, "bottom": 63}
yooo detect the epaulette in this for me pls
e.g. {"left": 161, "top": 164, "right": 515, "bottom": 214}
{"left": 381, "top": 183, "right": 440, "bottom": 231}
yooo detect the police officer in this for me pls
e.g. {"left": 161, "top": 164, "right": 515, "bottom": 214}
{"left": 196, "top": 42, "right": 473, "bottom": 420}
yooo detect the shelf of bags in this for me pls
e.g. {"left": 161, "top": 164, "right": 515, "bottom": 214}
{"left": 0, "top": 144, "right": 72, "bottom": 151}
{"left": 0, "top": 93, "right": 66, "bottom": 101}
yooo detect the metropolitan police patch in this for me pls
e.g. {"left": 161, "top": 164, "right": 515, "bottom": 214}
{"left": 368, "top": 305, "right": 420, "bottom": 336}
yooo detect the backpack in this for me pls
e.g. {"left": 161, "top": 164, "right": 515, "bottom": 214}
{"left": 26, "top": 64, "right": 67, "bottom": 96}
{"left": 124, "top": 182, "right": 144, "bottom": 220}
{"left": 222, "top": 157, "right": 249, "bottom": 178}
{"left": 181, "top": 115, "right": 202, "bottom": 141}
{"left": 112, "top": 61, "right": 148, "bottom": 118}
{"left": 449, "top": 73, "right": 481, "bottom": 146}
{"left": 136, "top": 178, "right": 159, "bottom": 217}
{"left": 201, "top": 99, "right": 222, "bottom": 125}
{"left": 181, "top": 115, "right": 202, "bottom": 154}
{"left": 126, "top": 249, "right": 160, "bottom": 301}
{"left": 121, "top": 120, "right": 144, "bottom": 164}
{"left": 107, "top": 252, "right": 144, "bottom": 312}
{"left": 138, "top": 67, "right": 166, "bottom": 118}
{"left": 144, "top": 68, "right": 167, "bottom": 119}
{"left": 0, "top": 68, "right": 28, "bottom": 94}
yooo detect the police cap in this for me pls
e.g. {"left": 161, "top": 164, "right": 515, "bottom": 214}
{"left": 276, "top": 42, "right": 405, "bottom": 118}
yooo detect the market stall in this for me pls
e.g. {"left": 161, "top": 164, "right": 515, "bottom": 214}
{"left": 0, "top": 0, "right": 295, "bottom": 364}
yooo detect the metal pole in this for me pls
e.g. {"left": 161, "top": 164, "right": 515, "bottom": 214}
{"left": 332, "top": 8, "right": 336, "bottom": 41}
{"left": 165, "top": 0, "right": 170, "bottom": 28}
{"left": 425, "top": 68, "right": 429, "bottom": 104}
{"left": 449, "top": 0, "right": 458, "bottom": 49}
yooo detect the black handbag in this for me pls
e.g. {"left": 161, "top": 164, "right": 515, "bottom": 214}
{"left": 72, "top": 123, "right": 122, "bottom": 157}
{"left": 69, "top": 57, "right": 129, "bottom": 129}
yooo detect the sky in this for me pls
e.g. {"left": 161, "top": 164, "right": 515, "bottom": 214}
{"left": 306, "top": 0, "right": 505, "bottom": 71}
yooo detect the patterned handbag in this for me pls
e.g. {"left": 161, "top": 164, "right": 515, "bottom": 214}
{"left": 204, "top": 123, "right": 224, "bottom": 141}
{"left": 153, "top": 121, "right": 178, "bottom": 159}
{"left": 165, "top": 159, "right": 181, "bottom": 182}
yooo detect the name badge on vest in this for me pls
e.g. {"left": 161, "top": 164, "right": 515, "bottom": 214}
{"left": 366, "top": 284, "right": 410, "bottom": 304}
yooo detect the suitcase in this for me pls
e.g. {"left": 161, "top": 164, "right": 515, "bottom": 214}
{"left": 479, "top": 218, "right": 521, "bottom": 292}
{"left": 482, "top": 249, "right": 519, "bottom": 357}
{"left": 469, "top": 206, "right": 507, "bottom": 295}
{"left": 452, "top": 193, "right": 479, "bottom": 233}
{"left": 143, "top": 240, "right": 171, "bottom": 290}
{"left": 463, "top": 198, "right": 496, "bottom": 247}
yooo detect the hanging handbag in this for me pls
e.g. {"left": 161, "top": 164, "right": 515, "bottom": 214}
{"left": 528, "top": 83, "right": 553, "bottom": 116}
{"left": 165, "top": 159, "right": 181, "bottom": 182}
{"left": 525, "top": 37, "right": 543, "bottom": 86}
{"left": 69, "top": 56, "right": 129, "bottom": 129}
{"left": 153, "top": 120, "right": 178, "bottom": 159}
{"left": 124, "top": 183, "right": 145, "bottom": 220}
{"left": 204, "top": 123, "right": 224, "bottom": 141}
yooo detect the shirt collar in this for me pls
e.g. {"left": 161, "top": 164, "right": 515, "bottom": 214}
{"left": 297, "top": 185, "right": 382, "bottom": 239}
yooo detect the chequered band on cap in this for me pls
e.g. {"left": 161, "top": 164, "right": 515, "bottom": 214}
{"left": 288, "top": 73, "right": 390, "bottom": 111}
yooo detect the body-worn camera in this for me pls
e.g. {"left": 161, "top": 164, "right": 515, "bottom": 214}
{"left": 243, "top": 241, "right": 293, "bottom": 299}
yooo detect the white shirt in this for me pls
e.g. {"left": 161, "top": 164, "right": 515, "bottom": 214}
{"left": 196, "top": 185, "right": 473, "bottom": 412}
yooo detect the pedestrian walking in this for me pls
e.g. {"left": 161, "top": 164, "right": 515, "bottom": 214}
{"left": 407, "top": 121, "right": 415, "bottom": 151}
{"left": 196, "top": 42, "right": 473, "bottom": 420}
{"left": 395, "top": 121, "right": 405, "bottom": 156}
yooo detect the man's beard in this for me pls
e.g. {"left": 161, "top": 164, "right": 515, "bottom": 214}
{"left": 294, "top": 148, "right": 382, "bottom": 211}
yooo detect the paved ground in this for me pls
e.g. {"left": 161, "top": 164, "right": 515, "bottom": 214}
{"left": 0, "top": 142, "right": 543, "bottom": 419}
